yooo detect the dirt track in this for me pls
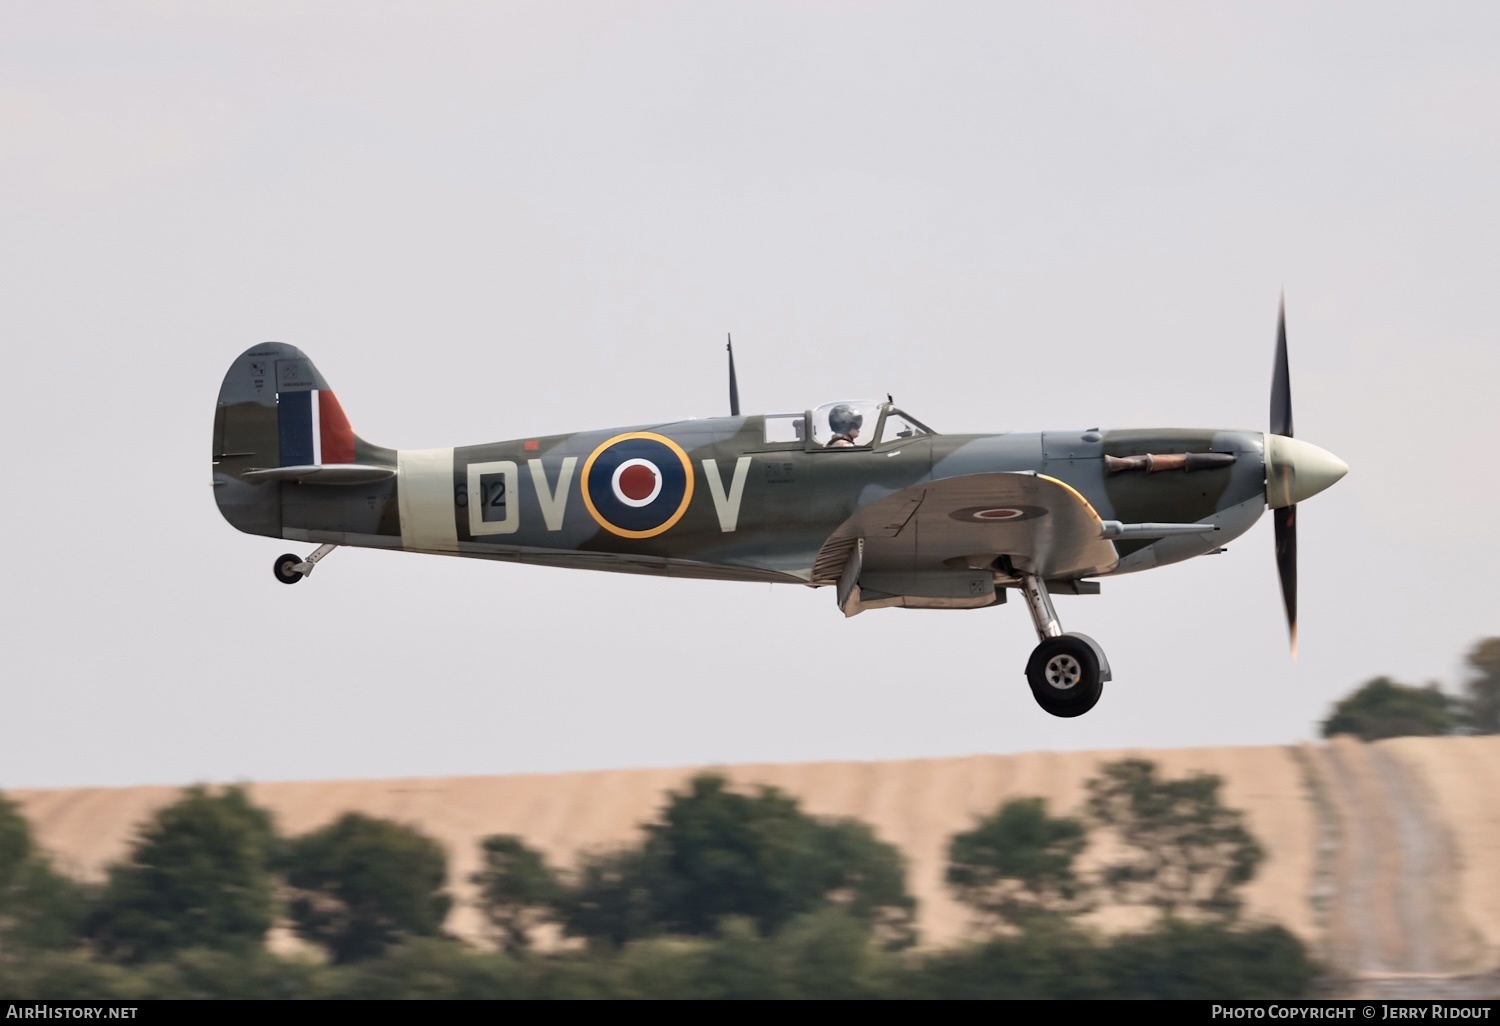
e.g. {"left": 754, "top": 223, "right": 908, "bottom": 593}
{"left": 9, "top": 736, "right": 1500, "bottom": 980}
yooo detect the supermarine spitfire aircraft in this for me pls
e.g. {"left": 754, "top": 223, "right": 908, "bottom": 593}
{"left": 212, "top": 306, "right": 1346, "bottom": 717}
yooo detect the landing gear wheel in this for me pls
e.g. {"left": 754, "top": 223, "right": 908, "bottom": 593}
{"left": 273, "top": 553, "right": 305, "bottom": 585}
{"left": 1026, "top": 635, "right": 1103, "bottom": 718}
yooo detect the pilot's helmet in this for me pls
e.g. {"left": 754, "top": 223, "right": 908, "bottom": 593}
{"left": 828, "top": 404, "right": 863, "bottom": 436}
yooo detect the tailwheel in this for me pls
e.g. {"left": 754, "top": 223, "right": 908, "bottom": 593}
{"left": 273, "top": 553, "right": 305, "bottom": 585}
{"left": 1026, "top": 634, "right": 1104, "bottom": 718}
{"left": 271, "top": 543, "right": 337, "bottom": 584}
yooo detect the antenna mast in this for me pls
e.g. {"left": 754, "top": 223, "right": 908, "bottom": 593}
{"left": 727, "top": 334, "right": 740, "bottom": 416}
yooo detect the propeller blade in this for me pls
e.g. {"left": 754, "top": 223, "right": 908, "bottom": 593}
{"left": 1271, "top": 296, "right": 1293, "bottom": 438}
{"left": 727, "top": 334, "right": 740, "bottom": 417}
{"left": 1275, "top": 504, "right": 1298, "bottom": 657}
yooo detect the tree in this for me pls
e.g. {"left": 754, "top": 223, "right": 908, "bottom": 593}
{"left": 136, "top": 948, "right": 333, "bottom": 999}
{"left": 331, "top": 938, "right": 525, "bottom": 1000}
{"left": 946, "top": 797, "right": 1090, "bottom": 929}
{"left": 0, "top": 794, "right": 88, "bottom": 955}
{"left": 641, "top": 774, "right": 914, "bottom": 946}
{"left": 555, "top": 773, "right": 916, "bottom": 949}
{"left": 1459, "top": 637, "right": 1500, "bottom": 734}
{"left": 471, "top": 835, "right": 559, "bottom": 955}
{"left": 769, "top": 906, "right": 896, "bottom": 999}
{"left": 88, "top": 785, "right": 277, "bottom": 962}
{"left": 1084, "top": 759, "right": 1264, "bottom": 923}
{"left": 554, "top": 847, "right": 655, "bottom": 951}
{"left": 3, "top": 859, "right": 90, "bottom": 954}
{"left": 809, "top": 817, "right": 916, "bottom": 948}
{"left": 282, "top": 813, "right": 451, "bottom": 963}
{"left": 903, "top": 919, "right": 1110, "bottom": 1000}
{"left": 1102, "top": 920, "right": 1319, "bottom": 999}
{"left": 0, "top": 795, "right": 27, "bottom": 905}
{"left": 1321, "top": 676, "right": 1458, "bottom": 740}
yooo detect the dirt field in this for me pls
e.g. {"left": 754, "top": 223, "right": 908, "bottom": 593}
{"left": 9, "top": 736, "right": 1499, "bottom": 980}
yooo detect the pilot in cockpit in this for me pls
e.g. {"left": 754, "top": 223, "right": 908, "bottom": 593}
{"left": 825, "top": 404, "right": 863, "bottom": 448}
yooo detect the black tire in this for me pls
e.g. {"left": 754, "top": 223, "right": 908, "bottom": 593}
{"left": 273, "top": 553, "right": 305, "bottom": 585}
{"left": 1026, "top": 635, "right": 1103, "bottom": 717}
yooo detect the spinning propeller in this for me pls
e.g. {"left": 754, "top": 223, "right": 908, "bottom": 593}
{"left": 1264, "top": 299, "right": 1347, "bottom": 656}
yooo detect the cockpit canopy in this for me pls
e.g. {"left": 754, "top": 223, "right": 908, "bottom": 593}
{"left": 760, "top": 401, "right": 933, "bottom": 448}
{"left": 808, "top": 400, "right": 931, "bottom": 448}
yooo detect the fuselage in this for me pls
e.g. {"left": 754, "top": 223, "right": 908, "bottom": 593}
{"left": 241, "top": 414, "right": 1271, "bottom": 586}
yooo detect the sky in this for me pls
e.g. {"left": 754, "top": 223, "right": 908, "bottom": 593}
{"left": 1, "top": 2, "right": 1496, "bottom": 790}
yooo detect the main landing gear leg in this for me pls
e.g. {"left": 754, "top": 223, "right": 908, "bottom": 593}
{"left": 272, "top": 544, "right": 338, "bottom": 585}
{"left": 1020, "top": 574, "right": 1110, "bottom": 717}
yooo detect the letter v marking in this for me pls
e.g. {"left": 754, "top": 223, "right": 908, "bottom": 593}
{"left": 528, "top": 457, "right": 577, "bottom": 531}
{"left": 702, "top": 456, "right": 752, "bottom": 533}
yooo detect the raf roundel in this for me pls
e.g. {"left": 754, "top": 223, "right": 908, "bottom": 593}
{"left": 612, "top": 459, "right": 663, "bottom": 507}
{"left": 947, "top": 504, "right": 1049, "bottom": 524}
{"left": 581, "top": 432, "right": 696, "bottom": 538}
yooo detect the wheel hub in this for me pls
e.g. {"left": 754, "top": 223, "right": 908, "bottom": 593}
{"left": 1043, "top": 653, "right": 1082, "bottom": 690}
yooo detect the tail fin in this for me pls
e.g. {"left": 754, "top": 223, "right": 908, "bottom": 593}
{"left": 212, "top": 343, "right": 391, "bottom": 538}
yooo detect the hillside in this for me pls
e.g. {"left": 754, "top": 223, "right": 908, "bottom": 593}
{"left": 10, "top": 736, "right": 1500, "bottom": 987}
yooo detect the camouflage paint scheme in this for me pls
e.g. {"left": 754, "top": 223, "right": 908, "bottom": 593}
{"left": 212, "top": 343, "right": 1281, "bottom": 610}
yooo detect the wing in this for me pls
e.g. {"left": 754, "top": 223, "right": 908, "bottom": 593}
{"left": 811, "top": 472, "right": 1121, "bottom": 613}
